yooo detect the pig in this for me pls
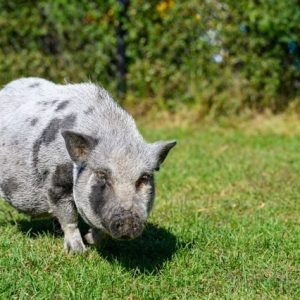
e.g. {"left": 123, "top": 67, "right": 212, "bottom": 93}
{"left": 0, "top": 77, "right": 176, "bottom": 253}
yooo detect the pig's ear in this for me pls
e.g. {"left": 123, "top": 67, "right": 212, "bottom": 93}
{"left": 62, "top": 130, "right": 98, "bottom": 164}
{"left": 152, "top": 140, "right": 176, "bottom": 171}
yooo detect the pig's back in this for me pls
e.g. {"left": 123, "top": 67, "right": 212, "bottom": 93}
{"left": 0, "top": 78, "right": 110, "bottom": 215}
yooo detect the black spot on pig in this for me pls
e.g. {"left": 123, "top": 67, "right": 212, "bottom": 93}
{"left": 84, "top": 106, "right": 94, "bottom": 115}
{"left": 48, "top": 163, "right": 73, "bottom": 203}
{"left": 43, "top": 114, "right": 76, "bottom": 146}
{"left": 52, "top": 164, "right": 73, "bottom": 188}
{"left": 37, "top": 100, "right": 58, "bottom": 107}
{"left": 29, "top": 83, "right": 40, "bottom": 88}
{"left": 0, "top": 177, "right": 19, "bottom": 201}
{"left": 61, "top": 114, "right": 77, "bottom": 131}
{"left": 41, "top": 169, "right": 50, "bottom": 181}
{"left": 41, "top": 118, "right": 60, "bottom": 145}
{"left": 30, "top": 118, "right": 38, "bottom": 126}
{"left": 51, "top": 100, "right": 59, "bottom": 105}
{"left": 89, "top": 182, "right": 112, "bottom": 215}
{"left": 37, "top": 101, "right": 47, "bottom": 106}
{"left": 32, "top": 114, "right": 77, "bottom": 184}
{"left": 55, "top": 100, "right": 70, "bottom": 112}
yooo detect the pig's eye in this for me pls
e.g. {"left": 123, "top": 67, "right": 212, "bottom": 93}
{"left": 136, "top": 174, "right": 152, "bottom": 189}
{"left": 95, "top": 172, "right": 107, "bottom": 187}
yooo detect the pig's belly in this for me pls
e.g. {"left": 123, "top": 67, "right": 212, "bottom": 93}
{"left": 0, "top": 183, "right": 51, "bottom": 217}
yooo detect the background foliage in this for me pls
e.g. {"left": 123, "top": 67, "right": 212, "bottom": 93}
{"left": 1, "top": 0, "right": 300, "bottom": 115}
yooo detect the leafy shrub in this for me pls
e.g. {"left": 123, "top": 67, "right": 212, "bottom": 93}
{"left": 1, "top": 0, "right": 300, "bottom": 115}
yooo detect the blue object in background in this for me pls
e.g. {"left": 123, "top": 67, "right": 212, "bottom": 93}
{"left": 239, "top": 24, "right": 248, "bottom": 33}
{"left": 288, "top": 41, "right": 298, "bottom": 55}
{"left": 293, "top": 57, "right": 300, "bottom": 69}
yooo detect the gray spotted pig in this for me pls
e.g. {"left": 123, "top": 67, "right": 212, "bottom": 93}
{"left": 0, "top": 77, "right": 176, "bottom": 253}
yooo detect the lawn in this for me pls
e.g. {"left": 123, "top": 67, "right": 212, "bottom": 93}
{"left": 1, "top": 116, "right": 300, "bottom": 299}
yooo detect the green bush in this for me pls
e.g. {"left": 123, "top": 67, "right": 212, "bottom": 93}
{"left": 1, "top": 0, "right": 300, "bottom": 115}
{"left": 217, "top": 0, "right": 300, "bottom": 114}
{"left": 0, "top": 1, "right": 118, "bottom": 89}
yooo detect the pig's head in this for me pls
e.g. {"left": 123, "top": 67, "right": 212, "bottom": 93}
{"left": 62, "top": 130, "right": 176, "bottom": 240}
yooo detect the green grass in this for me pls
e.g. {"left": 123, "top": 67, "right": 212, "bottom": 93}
{"left": 1, "top": 121, "right": 300, "bottom": 299}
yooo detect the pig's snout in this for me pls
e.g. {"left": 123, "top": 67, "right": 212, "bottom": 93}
{"left": 109, "top": 211, "right": 144, "bottom": 240}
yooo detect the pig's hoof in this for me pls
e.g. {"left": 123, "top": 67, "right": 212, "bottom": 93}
{"left": 84, "top": 228, "right": 108, "bottom": 246}
{"left": 64, "top": 237, "right": 86, "bottom": 254}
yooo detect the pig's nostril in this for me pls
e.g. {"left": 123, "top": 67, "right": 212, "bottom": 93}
{"left": 115, "top": 221, "right": 123, "bottom": 230}
{"left": 116, "top": 221, "right": 121, "bottom": 227}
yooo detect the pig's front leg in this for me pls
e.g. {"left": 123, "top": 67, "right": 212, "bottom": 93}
{"left": 84, "top": 228, "right": 108, "bottom": 246}
{"left": 48, "top": 192, "right": 86, "bottom": 253}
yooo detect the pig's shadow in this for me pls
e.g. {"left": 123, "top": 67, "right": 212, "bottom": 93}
{"left": 96, "top": 223, "right": 188, "bottom": 274}
{"left": 12, "top": 219, "right": 189, "bottom": 274}
{"left": 13, "top": 218, "right": 63, "bottom": 237}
